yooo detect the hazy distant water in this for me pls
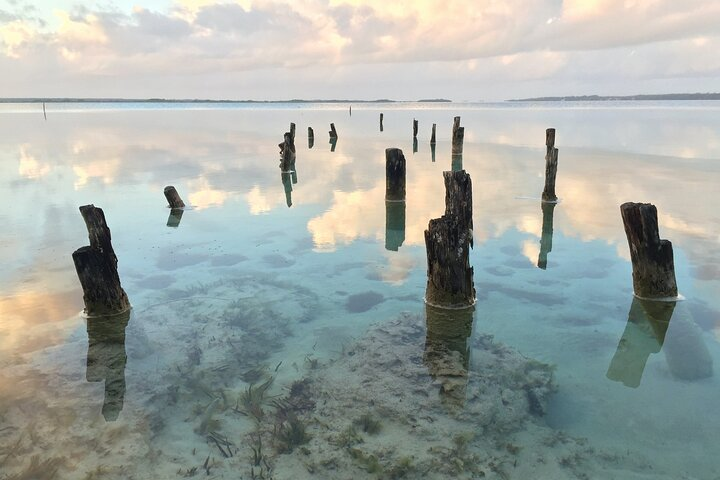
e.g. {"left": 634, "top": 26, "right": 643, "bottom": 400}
{"left": 0, "top": 101, "right": 718, "bottom": 479}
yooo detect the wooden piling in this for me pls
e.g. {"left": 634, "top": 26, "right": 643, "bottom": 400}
{"left": 380, "top": 113, "right": 384, "bottom": 131}
{"left": 164, "top": 186, "right": 185, "bottom": 209}
{"left": 545, "top": 128, "right": 555, "bottom": 156}
{"left": 329, "top": 123, "right": 338, "bottom": 139}
{"left": 290, "top": 122, "right": 296, "bottom": 143}
{"left": 413, "top": 119, "right": 418, "bottom": 138}
{"left": 541, "top": 147, "right": 558, "bottom": 202}
{"left": 430, "top": 123, "right": 436, "bottom": 144}
{"left": 72, "top": 205, "right": 130, "bottom": 317}
{"left": 385, "top": 148, "right": 406, "bottom": 201}
{"left": 620, "top": 202, "right": 678, "bottom": 299}
{"left": 424, "top": 170, "right": 475, "bottom": 308}
{"left": 451, "top": 116, "right": 464, "bottom": 155}
{"left": 279, "top": 131, "right": 296, "bottom": 172}
{"left": 308, "top": 127, "right": 314, "bottom": 149}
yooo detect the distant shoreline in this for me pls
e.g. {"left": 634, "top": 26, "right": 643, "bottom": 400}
{"left": 0, "top": 98, "right": 451, "bottom": 104}
{"left": 508, "top": 93, "right": 720, "bottom": 102}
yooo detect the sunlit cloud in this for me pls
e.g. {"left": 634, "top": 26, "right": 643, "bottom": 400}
{"left": 18, "top": 144, "right": 51, "bottom": 179}
{"left": 187, "top": 176, "right": 230, "bottom": 209}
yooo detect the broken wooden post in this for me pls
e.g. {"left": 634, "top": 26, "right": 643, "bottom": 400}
{"left": 413, "top": 119, "right": 418, "bottom": 139}
{"left": 430, "top": 123, "right": 436, "bottom": 144}
{"left": 166, "top": 209, "right": 184, "bottom": 228}
{"left": 545, "top": 128, "right": 555, "bottom": 157}
{"left": 290, "top": 122, "right": 296, "bottom": 143}
{"left": 86, "top": 310, "right": 129, "bottom": 421}
{"left": 329, "top": 123, "right": 338, "bottom": 139}
{"left": 620, "top": 202, "right": 678, "bottom": 299}
{"left": 424, "top": 170, "right": 475, "bottom": 308}
{"left": 385, "top": 148, "right": 406, "bottom": 201}
{"left": 164, "top": 186, "right": 185, "bottom": 209}
{"left": 349, "top": 105, "right": 352, "bottom": 116}
{"left": 385, "top": 200, "right": 406, "bottom": 251}
{"left": 451, "top": 116, "right": 464, "bottom": 155}
{"left": 308, "top": 127, "right": 314, "bottom": 149}
{"left": 537, "top": 202, "right": 556, "bottom": 269}
{"left": 541, "top": 147, "right": 559, "bottom": 202}
{"left": 72, "top": 205, "right": 130, "bottom": 317}
{"left": 380, "top": 113, "right": 384, "bottom": 131}
{"left": 279, "top": 131, "right": 296, "bottom": 172}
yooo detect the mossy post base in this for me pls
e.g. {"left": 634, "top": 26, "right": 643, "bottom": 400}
{"left": 385, "top": 148, "right": 406, "bottom": 201}
{"left": 620, "top": 202, "right": 678, "bottom": 299}
{"left": 72, "top": 205, "right": 130, "bottom": 317}
{"left": 163, "top": 186, "right": 185, "bottom": 208}
{"left": 424, "top": 215, "right": 475, "bottom": 308}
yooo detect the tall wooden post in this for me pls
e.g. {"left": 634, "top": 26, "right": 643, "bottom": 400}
{"left": 380, "top": 113, "right": 384, "bottom": 131}
{"left": 72, "top": 205, "right": 130, "bottom": 317}
{"left": 430, "top": 123, "right": 436, "bottom": 144}
{"left": 385, "top": 148, "right": 406, "bottom": 201}
{"left": 290, "top": 122, "right": 296, "bottom": 143}
{"left": 308, "top": 127, "right": 314, "bottom": 149}
{"left": 620, "top": 202, "right": 677, "bottom": 299}
{"left": 329, "top": 123, "right": 338, "bottom": 139}
{"left": 542, "top": 147, "right": 558, "bottom": 202}
{"left": 413, "top": 119, "right": 418, "bottom": 139}
{"left": 279, "top": 131, "right": 296, "bottom": 172}
{"left": 545, "top": 128, "right": 555, "bottom": 157}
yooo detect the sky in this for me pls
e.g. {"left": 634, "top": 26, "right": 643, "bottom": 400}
{"left": 0, "top": 0, "right": 719, "bottom": 101}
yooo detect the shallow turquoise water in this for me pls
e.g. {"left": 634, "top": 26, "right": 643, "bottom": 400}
{"left": 0, "top": 101, "right": 719, "bottom": 479}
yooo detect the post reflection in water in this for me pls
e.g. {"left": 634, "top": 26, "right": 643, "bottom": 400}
{"left": 385, "top": 200, "right": 406, "bottom": 251}
{"left": 86, "top": 310, "right": 130, "bottom": 421}
{"left": 413, "top": 138, "right": 418, "bottom": 154}
{"left": 537, "top": 201, "right": 556, "bottom": 269}
{"left": 607, "top": 298, "right": 713, "bottom": 388}
{"left": 281, "top": 172, "right": 294, "bottom": 207}
{"left": 451, "top": 153, "right": 463, "bottom": 172}
{"left": 431, "top": 143, "right": 436, "bottom": 163}
{"left": 329, "top": 137, "right": 337, "bottom": 152}
{"left": 166, "top": 208, "right": 184, "bottom": 228}
{"left": 423, "top": 303, "right": 474, "bottom": 409}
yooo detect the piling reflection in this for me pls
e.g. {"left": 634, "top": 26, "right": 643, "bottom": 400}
{"left": 281, "top": 172, "right": 294, "bottom": 207}
{"left": 607, "top": 298, "right": 713, "bottom": 388}
{"left": 537, "top": 202, "right": 556, "bottom": 269}
{"left": 423, "top": 304, "right": 474, "bottom": 409}
{"left": 413, "top": 138, "right": 418, "bottom": 154}
{"left": 166, "top": 208, "right": 184, "bottom": 228}
{"left": 451, "top": 153, "right": 463, "bottom": 172}
{"left": 329, "top": 137, "right": 337, "bottom": 152}
{"left": 86, "top": 310, "right": 130, "bottom": 421}
{"left": 431, "top": 143, "right": 436, "bottom": 162}
{"left": 385, "top": 200, "right": 406, "bottom": 251}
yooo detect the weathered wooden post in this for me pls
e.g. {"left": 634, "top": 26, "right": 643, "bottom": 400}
{"left": 545, "top": 128, "right": 555, "bottom": 157}
{"left": 537, "top": 202, "right": 556, "bottom": 269}
{"left": 72, "top": 205, "right": 130, "bottom": 317}
{"left": 620, "top": 202, "right": 677, "bottom": 299}
{"left": 385, "top": 148, "right": 406, "bottom": 201}
{"left": 329, "top": 123, "right": 338, "bottom": 139}
{"left": 451, "top": 116, "right": 464, "bottom": 155}
{"left": 380, "top": 113, "right": 384, "bottom": 131}
{"left": 86, "top": 310, "right": 129, "bottom": 421}
{"left": 164, "top": 186, "right": 185, "bottom": 209}
{"left": 349, "top": 105, "right": 352, "bottom": 116}
{"left": 289, "top": 122, "right": 296, "bottom": 143}
{"left": 542, "top": 147, "right": 559, "bottom": 202}
{"left": 424, "top": 170, "right": 475, "bottom": 308}
{"left": 279, "top": 131, "right": 296, "bottom": 172}
{"left": 308, "top": 127, "right": 314, "bottom": 149}
{"left": 385, "top": 200, "right": 406, "bottom": 251}
{"left": 430, "top": 123, "right": 436, "bottom": 145}
{"left": 424, "top": 303, "right": 474, "bottom": 408}
{"left": 413, "top": 119, "right": 418, "bottom": 139}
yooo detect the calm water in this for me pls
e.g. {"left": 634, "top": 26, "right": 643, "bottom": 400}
{"left": 1, "top": 101, "right": 719, "bottom": 479}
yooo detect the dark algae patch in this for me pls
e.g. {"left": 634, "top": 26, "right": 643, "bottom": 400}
{"left": 345, "top": 291, "right": 385, "bottom": 313}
